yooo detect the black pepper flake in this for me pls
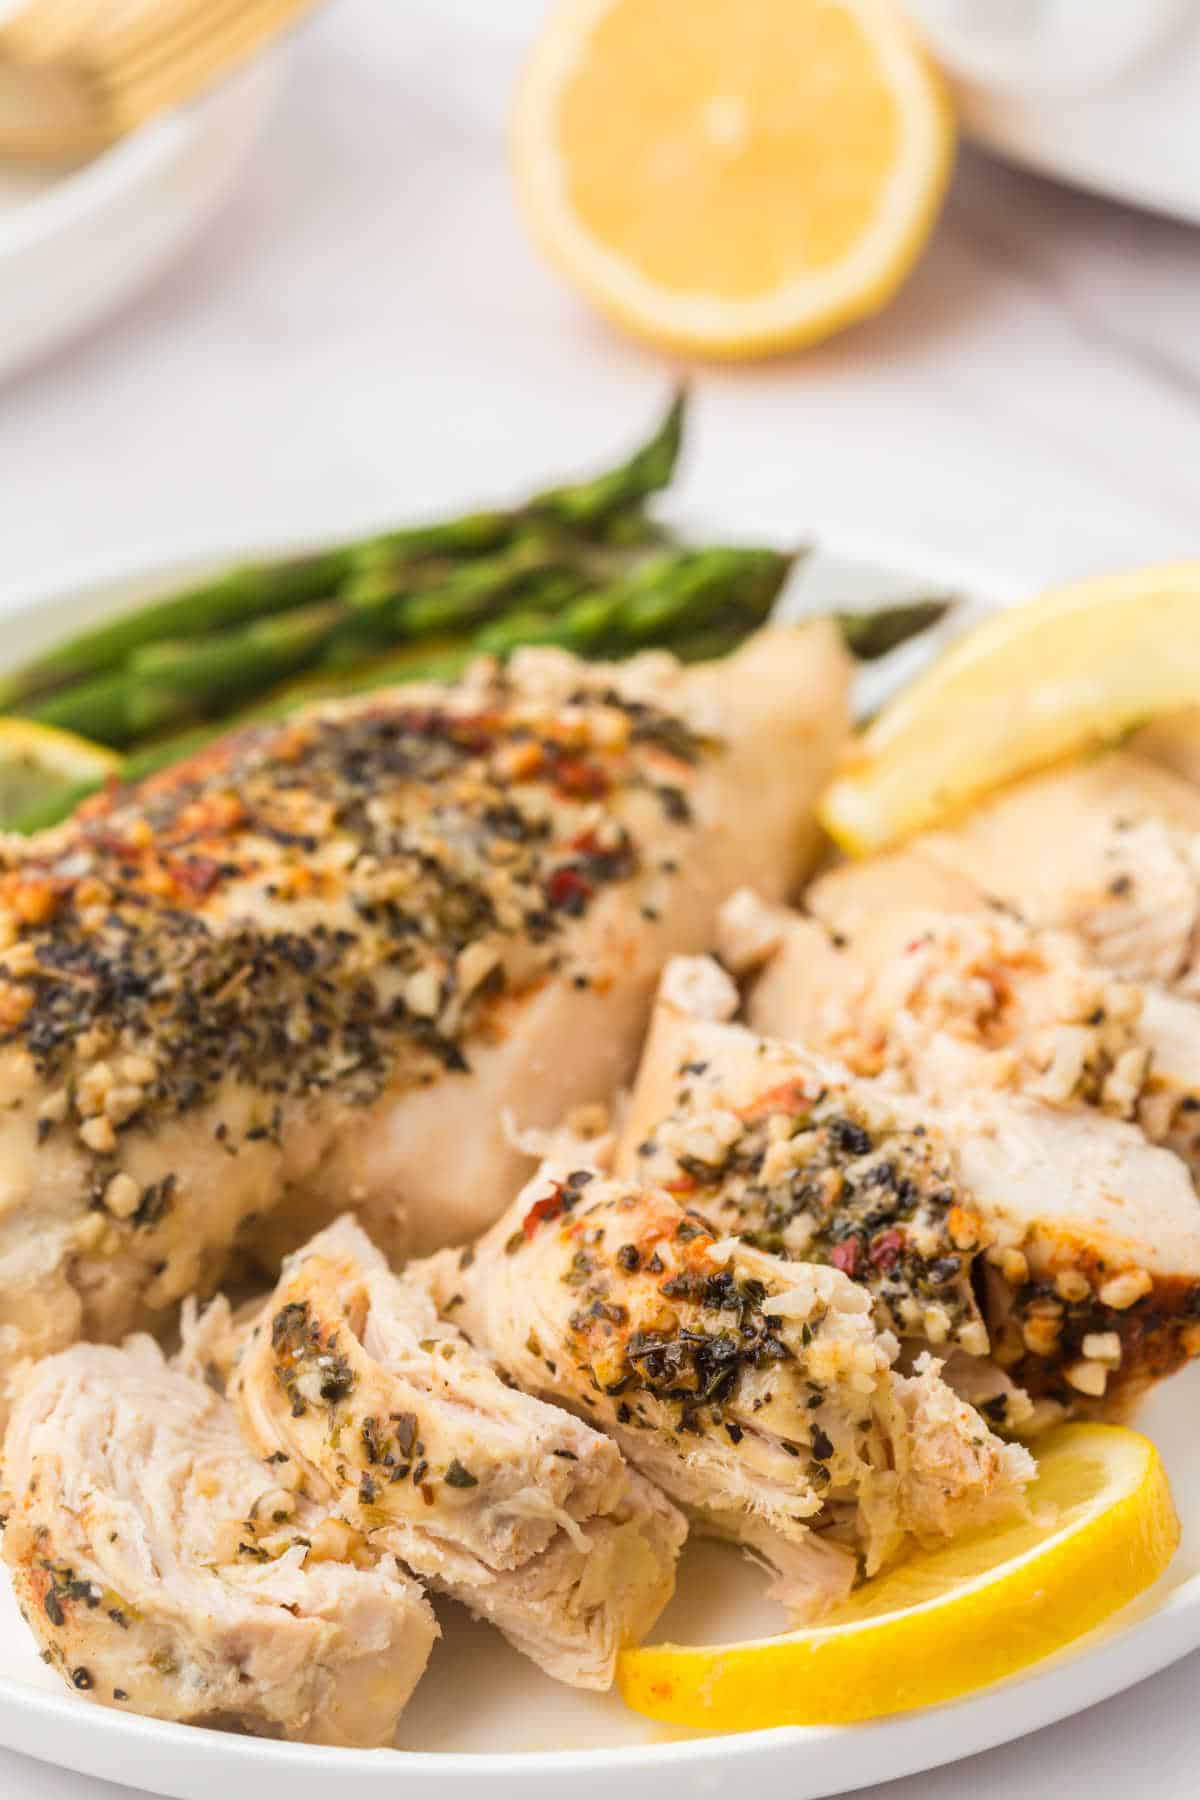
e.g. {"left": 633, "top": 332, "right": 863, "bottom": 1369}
{"left": 810, "top": 1425, "right": 834, "bottom": 1462}
{"left": 444, "top": 1459, "right": 478, "bottom": 1489}
{"left": 656, "top": 785, "right": 692, "bottom": 824}
{"left": 71, "top": 1667, "right": 92, "bottom": 1691}
{"left": 828, "top": 1117, "right": 872, "bottom": 1157}
{"left": 390, "top": 1411, "right": 418, "bottom": 1456}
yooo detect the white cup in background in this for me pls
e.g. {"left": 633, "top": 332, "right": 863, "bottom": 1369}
{"left": 903, "top": 0, "right": 1193, "bottom": 95}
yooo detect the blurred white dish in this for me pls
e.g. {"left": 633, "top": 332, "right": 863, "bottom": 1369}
{"left": 906, "top": 0, "right": 1200, "bottom": 223}
{"left": 0, "top": 56, "right": 279, "bottom": 383}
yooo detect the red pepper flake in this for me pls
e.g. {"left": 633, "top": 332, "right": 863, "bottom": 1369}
{"left": 830, "top": 1239, "right": 861, "bottom": 1276}
{"left": 522, "top": 1181, "right": 568, "bottom": 1239}
{"left": 662, "top": 1174, "right": 699, "bottom": 1196}
{"left": 739, "top": 1080, "right": 814, "bottom": 1123}
{"left": 554, "top": 757, "right": 610, "bottom": 800}
{"left": 89, "top": 830, "right": 143, "bottom": 861}
{"left": 545, "top": 866, "right": 593, "bottom": 915}
{"left": 171, "top": 856, "right": 224, "bottom": 897}
{"left": 868, "top": 1229, "right": 904, "bottom": 1271}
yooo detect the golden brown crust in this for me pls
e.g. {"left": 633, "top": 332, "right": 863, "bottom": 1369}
{"left": 0, "top": 676, "right": 712, "bottom": 1207}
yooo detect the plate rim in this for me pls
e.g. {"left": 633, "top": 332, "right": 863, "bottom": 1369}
{"left": 0, "top": 57, "right": 278, "bottom": 263}
{"left": 0, "top": 525, "right": 1195, "bottom": 1797}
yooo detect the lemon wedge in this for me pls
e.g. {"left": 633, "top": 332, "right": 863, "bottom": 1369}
{"left": 512, "top": 0, "right": 954, "bottom": 359}
{"left": 618, "top": 1424, "right": 1178, "bottom": 1730}
{"left": 0, "top": 717, "right": 120, "bottom": 832}
{"left": 820, "top": 561, "right": 1200, "bottom": 856}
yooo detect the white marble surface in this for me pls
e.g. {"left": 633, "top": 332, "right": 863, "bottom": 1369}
{"left": 2, "top": 0, "right": 1200, "bottom": 1794}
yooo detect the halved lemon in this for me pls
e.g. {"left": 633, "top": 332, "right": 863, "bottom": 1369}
{"left": 618, "top": 1424, "right": 1178, "bottom": 1729}
{"left": 820, "top": 561, "right": 1200, "bottom": 856}
{"left": 0, "top": 717, "right": 121, "bottom": 833}
{"left": 512, "top": 0, "right": 955, "bottom": 359}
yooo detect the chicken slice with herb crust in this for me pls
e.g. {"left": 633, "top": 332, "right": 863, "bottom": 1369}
{"left": 418, "top": 1162, "right": 1032, "bottom": 1621}
{"left": 1, "top": 1339, "right": 436, "bottom": 1745}
{"left": 727, "top": 893, "right": 1149, "bottom": 1111}
{"left": 0, "top": 625, "right": 848, "bottom": 1415}
{"left": 807, "top": 848, "right": 1200, "bottom": 1188}
{"left": 913, "top": 750, "right": 1200, "bottom": 995}
{"left": 619, "top": 954, "right": 994, "bottom": 1365}
{"left": 228, "top": 1217, "right": 684, "bottom": 1688}
{"left": 709, "top": 899, "right": 1200, "bottom": 1418}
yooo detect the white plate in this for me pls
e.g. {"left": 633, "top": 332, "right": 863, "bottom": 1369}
{"left": 961, "top": 90, "right": 1200, "bottom": 227}
{"left": 0, "top": 529, "right": 1196, "bottom": 1800}
{"left": 0, "top": 57, "right": 280, "bottom": 384}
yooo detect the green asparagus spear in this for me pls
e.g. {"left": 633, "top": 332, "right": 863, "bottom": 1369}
{"left": 390, "top": 538, "right": 572, "bottom": 639}
{"left": 361, "top": 387, "right": 686, "bottom": 560}
{"left": 316, "top": 538, "right": 555, "bottom": 668}
{"left": 658, "top": 622, "right": 752, "bottom": 664}
{"left": 611, "top": 547, "right": 796, "bottom": 647}
{"left": 0, "top": 392, "right": 689, "bottom": 712}
{"left": 0, "top": 551, "right": 354, "bottom": 710}
{"left": 835, "top": 597, "right": 953, "bottom": 661}
{"left": 28, "top": 603, "right": 343, "bottom": 748}
{"left": 474, "top": 546, "right": 795, "bottom": 659}
{"left": 522, "top": 388, "right": 686, "bottom": 529}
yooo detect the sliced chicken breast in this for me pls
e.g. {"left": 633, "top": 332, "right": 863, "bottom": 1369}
{"left": 0, "top": 626, "right": 849, "bottom": 1414}
{"left": 1, "top": 1339, "right": 436, "bottom": 1745}
{"left": 915, "top": 750, "right": 1200, "bottom": 994}
{"left": 717, "top": 903, "right": 1200, "bottom": 1417}
{"left": 618, "top": 953, "right": 992, "bottom": 1362}
{"left": 807, "top": 852, "right": 1200, "bottom": 1184}
{"left": 736, "top": 895, "right": 1153, "bottom": 1121}
{"left": 418, "top": 1155, "right": 1032, "bottom": 1622}
{"left": 228, "top": 1217, "right": 684, "bottom": 1689}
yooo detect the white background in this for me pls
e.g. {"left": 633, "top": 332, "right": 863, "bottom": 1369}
{"left": 2, "top": 0, "right": 1200, "bottom": 1793}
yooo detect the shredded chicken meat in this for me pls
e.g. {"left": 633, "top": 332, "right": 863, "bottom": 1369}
{"left": 1, "top": 1339, "right": 437, "bottom": 1745}
{"left": 227, "top": 1217, "right": 685, "bottom": 1688}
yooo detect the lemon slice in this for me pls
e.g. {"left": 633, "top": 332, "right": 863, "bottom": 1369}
{"left": 0, "top": 717, "right": 121, "bottom": 832}
{"left": 618, "top": 1424, "right": 1178, "bottom": 1730}
{"left": 821, "top": 561, "right": 1200, "bottom": 856}
{"left": 512, "top": 0, "right": 954, "bottom": 359}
